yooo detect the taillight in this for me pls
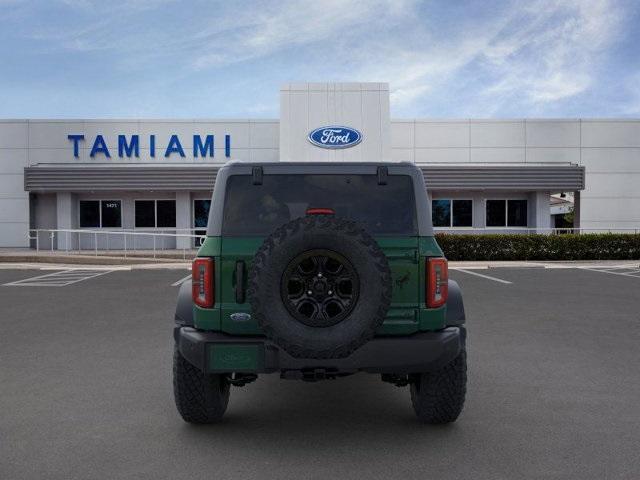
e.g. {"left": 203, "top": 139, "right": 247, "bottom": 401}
{"left": 306, "top": 207, "right": 335, "bottom": 215}
{"left": 192, "top": 257, "right": 214, "bottom": 308}
{"left": 426, "top": 257, "right": 448, "bottom": 308}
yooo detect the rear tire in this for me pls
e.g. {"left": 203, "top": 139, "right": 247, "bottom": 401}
{"left": 410, "top": 347, "right": 467, "bottom": 424}
{"left": 173, "top": 344, "right": 230, "bottom": 424}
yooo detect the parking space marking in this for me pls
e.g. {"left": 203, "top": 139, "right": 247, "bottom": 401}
{"left": 3, "top": 269, "right": 116, "bottom": 287}
{"left": 171, "top": 274, "right": 192, "bottom": 286}
{"left": 451, "top": 268, "right": 513, "bottom": 284}
{"left": 579, "top": 266, "right": 640, "bottom": 278}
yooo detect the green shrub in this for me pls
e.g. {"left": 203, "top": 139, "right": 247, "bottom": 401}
{"left": 435, "top": 233, "right": 640, "bottom": 261}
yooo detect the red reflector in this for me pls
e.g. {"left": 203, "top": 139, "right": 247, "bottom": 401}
{"left": 192, "top": 257, "right": 214, "bottom": 308}
{"left": 306, "top": 208, "right": 335, "bottom": 215}
{"left": 426, "top": 257, "right": 448, "bottom": 308}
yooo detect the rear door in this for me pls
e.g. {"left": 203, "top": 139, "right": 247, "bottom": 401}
{"left": 218, "top": 173, "right": 420, "bottom": 335}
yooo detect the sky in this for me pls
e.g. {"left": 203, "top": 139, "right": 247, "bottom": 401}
{"left": 0, "top": 0, "right": 638, "bottom": 119}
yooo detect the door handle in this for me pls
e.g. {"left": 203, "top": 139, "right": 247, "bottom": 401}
{"left": 235, "top": 261, "right": 246, "bottom": 304}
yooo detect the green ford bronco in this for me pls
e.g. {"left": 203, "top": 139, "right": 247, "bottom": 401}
{"left": 173, "top": 162, "right": 467, "bottom": 424}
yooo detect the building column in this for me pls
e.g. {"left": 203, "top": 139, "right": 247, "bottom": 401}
{"left": 56, "top": 192, "right": 78, "bottom": 250}
{"left": 472, "top": 192, "right": 485, "bottom": 229}
{"left": 573, "top": 191, "right": 581, "bottom": 230}
{"left": 175, "top": 191, "right": 191, "bottom": 250}
{"left": 528, "top": 191, "right": 551, "bottom": 233}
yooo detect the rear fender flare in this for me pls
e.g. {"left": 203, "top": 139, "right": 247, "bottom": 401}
{"left": 175, "top": 280, "right": 194, "bottom": 326}
{"left": 446, "top": 279, "right": 465, "bottom": 326}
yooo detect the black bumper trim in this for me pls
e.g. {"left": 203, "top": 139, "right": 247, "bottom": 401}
{"left": 174, "top": 326, "right": 464, "bottom": 375}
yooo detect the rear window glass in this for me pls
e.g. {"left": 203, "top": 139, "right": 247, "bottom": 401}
{"left": 222, "top": 174, "right": 417, "bottom": 236}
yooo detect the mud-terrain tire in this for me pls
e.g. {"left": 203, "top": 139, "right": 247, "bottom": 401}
{"left": 410, "top": 347, "right": 467, "bottom": 424}
{"left": 173, "top": 344, "right": 230, "bottom": 424}
{"left": 248, "top": 215, "right": 392, "bottom": 359}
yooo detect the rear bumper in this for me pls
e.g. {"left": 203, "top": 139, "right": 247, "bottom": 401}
{"left": 174, "top": 326, "right": 464, "bottom": 375}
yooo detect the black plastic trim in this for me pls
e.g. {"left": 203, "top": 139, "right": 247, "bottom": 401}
{"left": 446, "top": 279, "right": 466, "bottom": 326}
{"left": 377, "top": 166, "right": 388, "bottom": 185}
{"left": 235, "top": 260, "right": 246, "bottom": 304}
{"left": 252, "top": 166, "right": 263, "bottom": 185}
{"left": 174, "top": 280, "right": 194, "bottom": 327}
{"left": 174, "top": 326, "right": 463, "bottom": 375}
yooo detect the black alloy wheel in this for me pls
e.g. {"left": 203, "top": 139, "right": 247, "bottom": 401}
{"left": 280, "top": 249, "right": 359, "bottom": 327}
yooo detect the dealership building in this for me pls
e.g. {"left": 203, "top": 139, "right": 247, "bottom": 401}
{"left": 0, "top": 82, "right": 638, "bottom": 249}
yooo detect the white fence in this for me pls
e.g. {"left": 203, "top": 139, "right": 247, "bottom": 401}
{"left": 28, "top": 228, "right": 206, "bottom": 258}
{"left": 27, "top": 227, "right": 640, "bottom": 258}
{"left": 433, "top": 227, "right": 640, "bottom": 235}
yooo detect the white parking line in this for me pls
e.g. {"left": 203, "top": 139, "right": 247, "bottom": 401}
{"left": 171, "top": 274, "right": 192, "bottom": 287}
{"left": 578, "top": 266, "right": 640, "bottom": 278}
{"left": 3, "top": 269, "right": 116, "bottom": 287}
{"left": 451, "top": 268, "right": 513, "bottom": 284}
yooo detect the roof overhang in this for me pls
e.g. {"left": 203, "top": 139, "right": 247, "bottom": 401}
{"left": 24, "top": 163, "right": 585, "bottom": 193}
{"left": 24, "top": 164, "right": 219, "bottom": 192}
{"left": 420, "top": 164, "right": 585, "bottom": 191}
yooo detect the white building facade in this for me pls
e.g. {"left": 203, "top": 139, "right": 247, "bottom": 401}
{"left": 0, "top": 82, "right": 638, "bottom": 249}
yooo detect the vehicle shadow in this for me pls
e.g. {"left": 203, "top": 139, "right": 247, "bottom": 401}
{"left": 172, "top": 373, "right": 464, "bottom": 454}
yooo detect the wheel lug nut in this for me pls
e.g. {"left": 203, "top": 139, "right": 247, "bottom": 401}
{"left": 307, "top": 290, "right": 312, "bottom": 295}
{"left": 318, "top": 273, "right": 322, "bottom": 277}
{"left": 328, "top": 290, "right": 332, "bottom": 295}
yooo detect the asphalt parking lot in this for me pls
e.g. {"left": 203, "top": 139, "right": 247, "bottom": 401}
{"left": 1, "top": 265, "right": 639, "bottom": 480}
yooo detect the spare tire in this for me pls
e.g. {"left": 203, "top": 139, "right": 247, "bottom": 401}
{"left": 248, "top": 215, "right": 392, "bottom": 359}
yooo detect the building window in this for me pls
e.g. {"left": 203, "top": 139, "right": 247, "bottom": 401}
{"left": 135, "top": 200, "right": 176, "bottom": 228}
{"left": 193, "top": 199, "right": 211, "bottom": 229}
{"left": 79, "top": 201, "right": 100, "bottom": 228}
{"left": 432, "top": 199, "right": 473, "bottom": 227}
{"left": 432, "top": 200, "right": 451, "bottom": 227}
{"left": 486, "top": 199, "right": 528, "bottom": 227}
{"left": 79, "top": 200, "right": 121, "bottom": 228}
{"left": 135, "top": 201, "right": 155, "bottom": 227}
{"left": 507, "top": 200, "right": 528, "bottom": 227}
{"left": 193, "top": 199, "right": 211, "bottom": 246}
{"left": 157, "top": 200, "right": 176, "bottom": 228}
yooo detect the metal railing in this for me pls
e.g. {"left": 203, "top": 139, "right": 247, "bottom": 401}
{"left": 28, "top": 228, "right": 206, "bottom": 259}
{"left": 26, "top": 226, "right": 640, "bottom": 259}
{"left": 433, "top": 227, "right": 640, "bottom": 235}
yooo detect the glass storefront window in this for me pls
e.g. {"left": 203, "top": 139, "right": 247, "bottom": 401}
{"left": 486, "top": 200, "right": 506, "bottom": 227}
{"left": 486, "top": 199, "right": 528, "bottom": 227}
{"left": 508, "top": 200, "right": 528, "bottom": 227}
{"left": 80, "top": 200, "right": 121, "bottom": 228}
{"left": 79, "top": 201, "right": 100, "bottom": 228}
{"left": 156, "top": 200, "right": 176, "bottom": 228}
{"left": 134, "top": 201, "right": 155, "bottom": 228}
{"left": 135, "top": 200, "right": 176, "bottom": 228}
{"left": 432, "top": 199, "right": 472, "bottom": 227}
{"left": 193, "top": 199, "right": 211, "bottom": 247}
{"left": 193, "top": 200, "right": 211, "bottom": 229}
{"left": 432, "top": 200, "right": 451, "bottom": 227}
{"left": 452, "top": 200, "right": 473, "bottom": 227}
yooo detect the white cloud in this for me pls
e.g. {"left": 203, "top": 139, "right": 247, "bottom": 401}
{"left": 477, "top": 0, "right": 623, "bottom": 106}
{"left": 359, "top": 0, "right": 625, "bottom": 113}
{"left": 11, "top": 0, "right": 628, "bottom": 117}
{"left": 189, "top": 0, "right": 417, "bottom": 70}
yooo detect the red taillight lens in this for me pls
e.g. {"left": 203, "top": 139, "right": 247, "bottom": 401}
{"left": 192, "top": 257, "right": 214, "bottom": 308}
{"left": 306, "top": 208, "right": 335, "bottom": 215}
{"left": 426, "top": 257, "right": 448, "bottom": 308}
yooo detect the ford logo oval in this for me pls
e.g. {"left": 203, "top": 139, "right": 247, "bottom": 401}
{"left": 308, "top": 126, "right": 362, "bottom": 149}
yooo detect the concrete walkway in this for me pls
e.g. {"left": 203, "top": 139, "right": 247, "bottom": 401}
{"left": 0, "top": 248, "right": 196, "bottom": 266}
{"left": 0, "top": 248, "right": 637, "bottom": 270}
{"left": 449, "top": 259, "right": 640, "bottom": 269}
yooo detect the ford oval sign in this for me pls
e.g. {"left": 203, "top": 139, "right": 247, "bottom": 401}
{"left": 308, "top": 126, "right": 362, "bottom": 149}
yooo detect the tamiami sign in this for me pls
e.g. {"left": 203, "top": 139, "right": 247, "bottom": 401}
{"left": 67, "top": 134, "right": 232, "bottom": 158}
